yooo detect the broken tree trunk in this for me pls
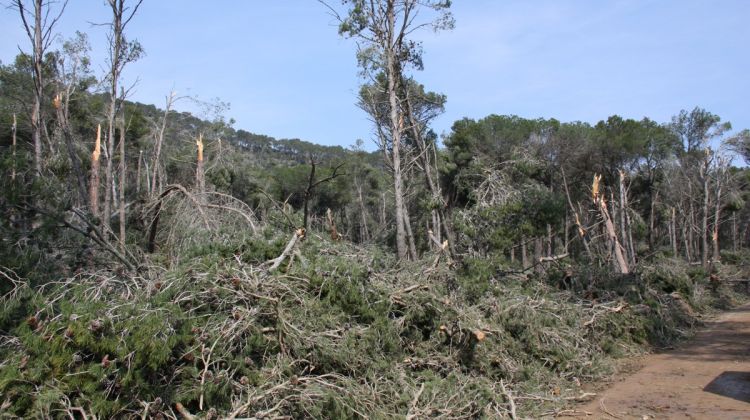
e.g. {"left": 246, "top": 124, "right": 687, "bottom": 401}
{"left": 196, "top": 133, "right": 205, "bottom": 194}
{"left": 593, "top": 174, "right": 629, "bottom": 274}
{"left": 266, "top": 229, "right": 306, "bottom": 271}
{"left": 326, "top": 208, "right": 341, "bottom": 241}
{"left": 90, "top": 125, "right": 102, "bottom": 219}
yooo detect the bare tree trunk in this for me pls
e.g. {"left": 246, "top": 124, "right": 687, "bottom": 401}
{"left": 534, "top": 237, "right": 543, "bottom": 273}
{"left": 355, "top": 182, "right": 369, "bottom": 242}
{"left": 683, "top": 224, "right": 691, "bottom": 262}
{"left": 388, "top": 72, "right": 407, "bottom": 259}
{"left": 561, "top": 167, "right": 591, "bottom": 257}
{"left": 11, "top": 114, "right": 17, "bottom": 182}
{"left": 31, "top": 0, "right": 43, "bottom": 176}
{"left": 402, "top": 202, "right": 417, "bottom": 260}
{"left": 104, "top": 0, "right": 143, "bottom": 233}
{"left": 103, "top": 11, "right": 121, "bottom": 234}
{"left": 546, "top": 223, "right": 553, "bottom": 257}
{"left": 431, "top": 211, "right": 441, "bottom": 248}
{"left": 670, "top": 207, "right": 680, "bottom": 258}
{"left": 688, "top": 201, "right": 695, "bottom": 262}
{"left": 564, "top": 213, "right": 570, "bottom": 254}
{"left": 118, "top": 118, "right": 126, "bottom": 249}
{"left": 521, "top": 237, "right": 528, "bottom": 269}
{"left": 380, "top": 192, "right": 386, "bottom": 227}
{"left": 89, "top": 125, "right": 101, "bottom": 218}
{"left": 594, "top": 175, "right": 629, "bottom": 274}
{"left": 648, "top": 190, "right": 658, "bottom": 251}
{"left": 712, "top": 173, "right": 723, "bottom": 263}
{"left": 700, "top": 159, "right": 710, "bottom": 268}
{"left": 732, "top": 212, "right": 738, "bottom": 252}
{"left": 136, "top": 149, "right": 142, "bottom": 195}
{"left": 196, "top": 133, "right": 205, "bottom": 194}
{"left": 151, "top": 91, "right": 176, "bottom": 197}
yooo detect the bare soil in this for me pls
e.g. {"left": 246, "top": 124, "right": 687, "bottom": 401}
{"left": 570, "top": 303, "right": 750, "bottom": 419}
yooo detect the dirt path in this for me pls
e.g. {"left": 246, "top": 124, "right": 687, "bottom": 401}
{"left": 573, "top": 303, "right": 750, "bottom": 419}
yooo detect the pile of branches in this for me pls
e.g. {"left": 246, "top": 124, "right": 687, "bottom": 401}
{"left": 0, "top": 223, "right": 744, "bottom": 418}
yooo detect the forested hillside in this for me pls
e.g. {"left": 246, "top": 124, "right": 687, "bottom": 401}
{"left": 1, "top": 1, "right": 749, "bottom": 418}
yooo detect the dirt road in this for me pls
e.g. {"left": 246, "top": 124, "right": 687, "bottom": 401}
{"left": 573, "top": 304, "right": 750, "bottom": 419}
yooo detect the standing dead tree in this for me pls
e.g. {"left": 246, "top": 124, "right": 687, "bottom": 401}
{"left": 102, "top": 0, "right": 143, "bottom": 235}
{"left": 89, "top": 125, "right": 101, "bottom": 218}
{"left": 302, "top": 155, "right": 345, "bottom": 232}
{"left": 150, "top": 91, "right": 179, "bottom": 197}
{"left": 12, "top": 0, "right": 68, "bottom": 176}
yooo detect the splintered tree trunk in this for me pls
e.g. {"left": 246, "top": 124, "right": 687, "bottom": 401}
{"left": 196, "top": 133, "right": 205, "bottom": 194}
{"left": 118, "top": 119, "right": 126, "bottom": 249}
{"left": 593, "top": 175, "right": 629, "bottom": 274}
{"left": 90, "top": 125, "right": 102, "bottom": 218}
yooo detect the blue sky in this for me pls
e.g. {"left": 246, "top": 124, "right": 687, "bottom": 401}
{"left": 2, "top": 1, "right": 749, "bottom": 150}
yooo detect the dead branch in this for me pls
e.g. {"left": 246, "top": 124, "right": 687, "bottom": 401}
{"left": 266, "top": 229, "right": 306, "bottom": 272}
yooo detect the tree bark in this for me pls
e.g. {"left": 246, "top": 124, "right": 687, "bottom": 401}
{"left": 118, "top": 118, "right": 126, "bottom": 249}
{"left": 31, "top": 0, "right": 43, "bottom": 176}
{"left": 386, "top": 34, "right": 408, "bottom": 260}
{"left": 402, "top": 202, "right": 417, "bottom": 260}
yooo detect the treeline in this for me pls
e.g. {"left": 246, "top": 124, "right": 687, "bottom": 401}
{"left": 1, "top": 0, "right": 749, "bottom": 279}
